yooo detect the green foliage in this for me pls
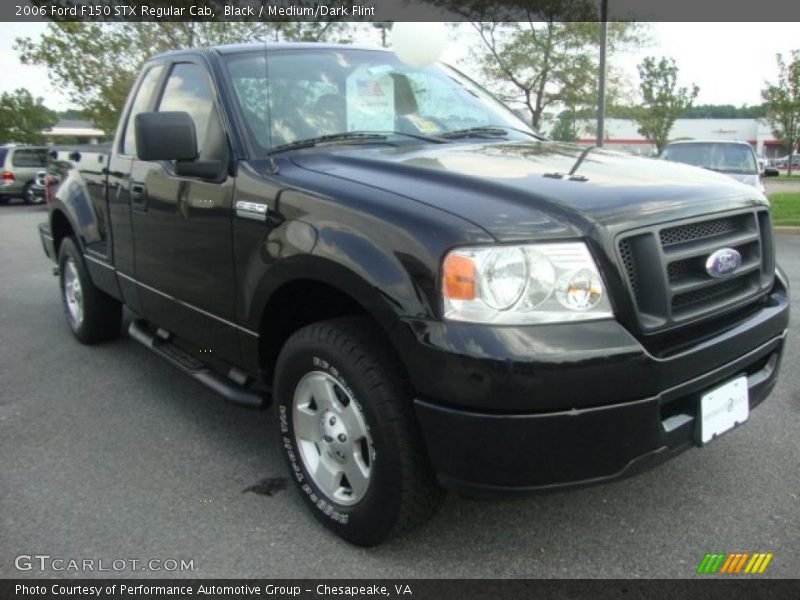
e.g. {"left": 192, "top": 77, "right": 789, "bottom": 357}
{"left": 681, "top": 104, "right": 767, "bottom": 119}
{"left": 0, "top": 88, "right": 58, "bottom": 144}
{"left": 56, "top": 108, "right": 91, "bottom": 121}
{"left": 767, "top": 191, "right": 800, "bottom": 226}
{"left": 15, "top": 20, "right": 352, "bottom": 133}
{"left": 550, "top": 110, "right": 579, "bottom": 142}
{"left": 633, "top": 56, "right": 699, "bottom": 153}
{"left": 572, "top": 103, "right": 766, "bottom": 120}
{"left": 762, "top": 50, "right": 800, "bottom": 176}
{"left": 465, "top": 20, "right": 643, "bottom": 131}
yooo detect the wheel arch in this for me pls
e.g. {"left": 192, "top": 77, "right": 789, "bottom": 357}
{"left": 251, "top": 256, "right": 416, "bottom": 385}
{"left": 50, "top": 207, "right": 78, "bottom": 256}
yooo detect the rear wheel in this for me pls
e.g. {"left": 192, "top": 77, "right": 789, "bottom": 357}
{"left": 274, "top": 317, "right": 443, "bottom": 546}
{"left": 58, "top": 237, "right": 122, "bottom": 344}
{"left": 23, "top": 182, "right": 42, "bottom": 205}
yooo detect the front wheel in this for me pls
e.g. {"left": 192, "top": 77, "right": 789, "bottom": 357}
{"left": 274, "top": 317, "right": 443, "bottom": 546}
{"left": 58, "top": 237, "right": 122, "bottom": 344}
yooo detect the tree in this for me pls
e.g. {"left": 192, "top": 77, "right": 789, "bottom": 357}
{"left": 762, "top": 51, "right": 800, "bottom": 177}
{"left": 633, "top": 57, "right": 699, "bottom": 154}
{"left": 430, "top": 1, "right": 644, "bottom": 132}
{"left": 465, "top": 21, "right": 642, "bottom": 132}
{"left": 15, "top": 20, "right": 353, "bottom": 133}
{"left": 681, "top": 104, "right": 767, "bottom": 119}
{"left": 0, "top": 88, "right": 58, "bottom": 144}
{"left": 550, "top": 110, "right": 579, "bottom": 142}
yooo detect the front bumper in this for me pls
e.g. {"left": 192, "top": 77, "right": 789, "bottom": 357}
{"left": 403, "top": 273, "right": 789, "bottom": 493}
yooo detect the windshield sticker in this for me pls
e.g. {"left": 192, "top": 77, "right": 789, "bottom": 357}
{"left": 404, "top": 114, "right": 440, "bottom": 133}
{"left": 346, "top": 68, "right": 395, "bottom": 132}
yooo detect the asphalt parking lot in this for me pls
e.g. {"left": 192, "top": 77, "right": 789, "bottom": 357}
{"left": 1, "top": 203, "right": 798, "bottom": 579}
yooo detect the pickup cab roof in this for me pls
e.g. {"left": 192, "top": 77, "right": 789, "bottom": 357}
{"left": 150, "top": 42, "right": 388, "bottom": 61}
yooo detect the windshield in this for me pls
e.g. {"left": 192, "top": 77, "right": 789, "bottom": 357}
{"left": 223, "top": 48, "right": 537, "bottom": 154}
{"left": 662, "top": 143, "right": 758, "bottom": 174}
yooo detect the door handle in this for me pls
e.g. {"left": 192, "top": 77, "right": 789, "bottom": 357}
{"left": 131, "top": 183, "right": 148, "bottom": 212}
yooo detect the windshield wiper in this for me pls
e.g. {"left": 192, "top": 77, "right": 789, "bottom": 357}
{"left": 441, "top": 125, "right": 545, "bottom": 141}
{"left": 270, "top": 132, "right": 389, "bottom": 155}
{"left": 441, "top": 126, "right": 510, "bottom": 140}
{"left": 362, "top": 130, "right": 447, "bottom": 143}
{"left": 269, "top": 130, "right": 446, "bottom": 155}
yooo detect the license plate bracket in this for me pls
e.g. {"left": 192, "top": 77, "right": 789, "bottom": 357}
{"left": 698, "top": 376, "right": 749, "bottom": 445}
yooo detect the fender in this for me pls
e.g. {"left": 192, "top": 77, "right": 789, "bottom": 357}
{"left": 49, "top": 203, "right": 82, "bottom": 253}
{"left": 237, "top": 211, "right": 442, "bottom": 379}
{"left": 248, "top": 254, "right": 418, "bottom": 334}
{"left": 49, "top": 164, "right": 104, "bottom": 252}
{"left": 48, "top": 162, "right": 122, "bottom": 300}
{"left": 241, "top": 251, "right": 431, "bottom": 375}
{"left": 232, "top": 159, "right": 493, "bottom": 381}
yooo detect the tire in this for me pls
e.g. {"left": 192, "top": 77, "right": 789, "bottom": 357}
{"left": 58, "top": 237, "right": 122, "bottom": 344}
{"left": 274, "top": 317, "right": 443, "bottom": 546}
{"left": 0, "top": 197, "right": 9, "bottom": 206}
{"left": 23, "top": 182, "right": 42, "bottom": 205}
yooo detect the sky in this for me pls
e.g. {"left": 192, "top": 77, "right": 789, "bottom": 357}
{"left": 0, "top": 22, "right": 798, "bottom": 112}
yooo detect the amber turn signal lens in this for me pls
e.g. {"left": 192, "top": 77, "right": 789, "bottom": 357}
{"left": 443, "top": 253, "right": 476, "bottom": 300}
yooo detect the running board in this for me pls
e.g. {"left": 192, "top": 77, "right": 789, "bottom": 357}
{"left": 128, "top": 320, "right": 265, "bottom": 408}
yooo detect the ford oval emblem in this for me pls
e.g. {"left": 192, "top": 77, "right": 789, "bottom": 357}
{"left": 705, "top": 248, "right": 742, "bottom": 278}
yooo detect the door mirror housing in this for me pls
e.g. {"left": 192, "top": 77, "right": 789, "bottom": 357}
{"left": 175, "top": 159, "right": 225, "bottom": 179}
{"left": 135, "top": 112, "right": 197, "bottom": 161}
{"left": 763, "top": 167, "right": 780, "bottom": 178}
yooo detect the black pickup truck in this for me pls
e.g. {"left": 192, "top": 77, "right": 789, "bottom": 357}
{"left": 39, "top": 43, "right": 789, "bottom": 546}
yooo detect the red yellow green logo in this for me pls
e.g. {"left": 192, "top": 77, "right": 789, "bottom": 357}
{"left": 697, "top": 552, "right": 773, "bottom": 574}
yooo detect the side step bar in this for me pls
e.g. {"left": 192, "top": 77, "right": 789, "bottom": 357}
{"left": 128, "top": 320, "right": 265, "bottom": 408}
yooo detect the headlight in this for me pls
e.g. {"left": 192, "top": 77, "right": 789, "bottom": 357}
{"left": 442, "top": 242, "right": 613, "bottom": 324}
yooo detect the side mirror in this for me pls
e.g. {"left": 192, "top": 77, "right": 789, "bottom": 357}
{"left": 135, "top": 111, "right": 197, "bottom": 161}
{"left": 175, "top": 159, "right": 224, "bottom": 179}
{"left": 763, "top": 167, "right": 780, "bottom": 178}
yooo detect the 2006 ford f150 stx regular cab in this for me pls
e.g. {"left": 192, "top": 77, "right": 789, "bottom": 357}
{"left": 39, "top": 43, "right": 789, "bottom": 546}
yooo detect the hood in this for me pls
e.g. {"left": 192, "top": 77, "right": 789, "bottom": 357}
{"left": 289, "top": 141, "right": 767, "bottom": 241}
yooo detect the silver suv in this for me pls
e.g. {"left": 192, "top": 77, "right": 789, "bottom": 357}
{"left": 0, "top": 145, "right": 49, "bottom": 205}
{"left": 660, "top": 140, "right": 777, "bottom": 192}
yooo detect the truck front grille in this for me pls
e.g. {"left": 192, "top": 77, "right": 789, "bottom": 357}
{"left": 616, "top": 209, "right": 774, "bottom": 332}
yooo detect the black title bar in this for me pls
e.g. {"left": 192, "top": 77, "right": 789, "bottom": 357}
{"left": 3, "top": 579, "right": 800, "bottom": 600}
{"left": 6, "top": 0, "right": 800, "bottom": 22}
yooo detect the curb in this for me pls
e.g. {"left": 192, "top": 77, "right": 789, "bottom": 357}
{"left": 775, "top": 226, "right": 800, "bottom": 234}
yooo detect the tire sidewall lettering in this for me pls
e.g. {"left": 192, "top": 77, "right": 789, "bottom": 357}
{"left": 279, "top": 355, "right": 370, "bottom": 526}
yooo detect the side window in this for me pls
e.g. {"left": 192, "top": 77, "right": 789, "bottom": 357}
{"left": 122, "top": 65, "right": 164, "bottom": 157}
{"left": 157, "top": 63, "right": 214, "bottom": 153}
{"left": 11, "top": 149, "right": 48, "bottom": 167}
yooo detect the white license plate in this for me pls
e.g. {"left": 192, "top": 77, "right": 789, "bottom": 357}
{"left": 699, "top": 376, "right": 749, "bottom": 444}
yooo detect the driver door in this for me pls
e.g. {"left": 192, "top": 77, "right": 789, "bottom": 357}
{"left": 129, "top": 59, "right": 240, "bottom": 364}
